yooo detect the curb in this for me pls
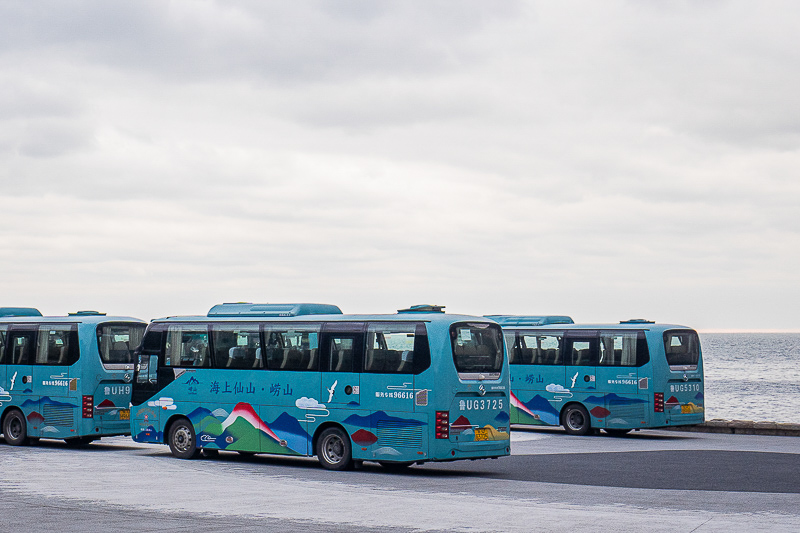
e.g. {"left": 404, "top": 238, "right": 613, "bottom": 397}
{"left": 663, "top": 419, "right": 800, "bottom": 437}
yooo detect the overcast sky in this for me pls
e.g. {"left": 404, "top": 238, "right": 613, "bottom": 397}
{"left": 1, "top": 1, "right": 799, "bottom": 330}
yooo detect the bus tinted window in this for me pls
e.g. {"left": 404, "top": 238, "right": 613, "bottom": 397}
{"left": 211, "top": 325, "right": 262, "bottom": 369}
{"left": 365, "top": 323, "right": 416, "bottom": 374}
{"left": 9, "top": 331, "right": 35, "bottom": 365}
{"left": 326, "top": 336, "right": 355, "bottom": 372}
{"left": 599, "top": 331, "right": 648, "bottom": 367}
{"left": 664, "top": 330, "right": 700, "bottom": 368}
{"left": 0, "top": 326, "right": 6, "bottom": 363}
{"left": 566, "top": 337, "right": 598, "bottom": 366}
{"left": 519, "top": 334, "right": 563, "bottom": 365}
{"left": 264, "top": 326, "right": 320, "bottom": 371}
{"left": 97, "top": 323, "right": 146, "bottom": 365}
{"left": 164, "top": 325, "right": 210, "bottom": 367}
{"left": 36, "top": 325, "right": 79, "bottom": 365}
{"left": 450, "top": 322, "right": 504, "bottom": 376}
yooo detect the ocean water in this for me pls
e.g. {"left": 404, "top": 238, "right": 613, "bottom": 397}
{"left": 700, "top": 333, "right": 800, "bottom": 424}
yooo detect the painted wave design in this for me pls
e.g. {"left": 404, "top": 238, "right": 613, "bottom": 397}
{"left": 20, "top": 397, "right": 77, "bottom": 409}
{"left": 342, "top": 411, "right": 426, "bottom": 428}
{"left": 585, "top": 393, "right": 648, "bottom": 406}
{"left": 511, "top": 392, "right": 560, "bottom": 425}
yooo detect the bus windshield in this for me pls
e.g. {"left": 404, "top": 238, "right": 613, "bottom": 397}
{"left": 663, "top": 330, "right": 700, "bottom": 370}
{"left": 450, "top": 322, "right": 504, "bottom": 378}
{"left": 97, "top": 323, "right": 146, "bottom": 365}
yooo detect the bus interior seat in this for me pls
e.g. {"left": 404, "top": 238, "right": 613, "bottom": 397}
{"left": 227, "top": 346, "right": 245, "bottom": 368}
{"left": 285, "top": 348, "right": 302, "bottom": 370}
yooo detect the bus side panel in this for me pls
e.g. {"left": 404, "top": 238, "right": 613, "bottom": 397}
{"left": 510, "top": 364, "right": 565, "bottom": 427}
{"left": 259, "top": 370, "right": 318, "bottom": 457}
{"left": 358, "top": 372, "right": 428, "bottom": 463}
{"left": 36, "top": 363, "right": 81, "bottom": 439}
{"left": 594, "top": 366, "right": 648, "bottom": 430}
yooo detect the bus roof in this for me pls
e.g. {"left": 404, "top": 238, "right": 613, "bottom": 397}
{"left": 0, "top": 314, "right": 146, "bottom": 325}
{"left": 207, "top": 303, "right": 343, "bottom": 317}
{"left": 499, "top": 321, "right": 694, "bottom": 333}
{"left": 485, "top": 315, "right": 574, "bottom": 326}
{"left": 0, "top": 307, "right": 43, "bottom": 317}
{"left": 153, "top": 311, "right": 494, "bottom": 325}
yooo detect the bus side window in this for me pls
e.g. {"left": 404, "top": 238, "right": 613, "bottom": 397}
{"left": 263, "top": 328, "right": 320, "bottom": 371}
{"left": 164, "top": 325, "right": 210, "bottom": 367}
{"left": 0, "top": 327, "right": 6, "bottom": 364}
{"left": 211, "top": 325, "right": 262, "bottom": 369}
{"left": 8, "top": 331, "right": 36, "bottom": 365}
{"left": 599, "top": 333, "right": 633, "bottom": 366}
{"left": 36, "top": 326, "right": 79, "bottom": 365}
{"left": 505, "top": 332, "right": 521, "bottom": 364}
{"left": 365, "top": 323, "right": 417, "bottom": 374}
{"left": 566, "top": 337, "right": 598, "bottom": 366}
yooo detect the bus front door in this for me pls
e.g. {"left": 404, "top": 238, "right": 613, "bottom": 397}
{"left": 319, "top": 326, "right": 363, "bottom": 417}
{"left": 564, "top": 332, "right": 600, "bottom": 424}
{"left": 6, "top": 327, "right": 37, "bottom": 436}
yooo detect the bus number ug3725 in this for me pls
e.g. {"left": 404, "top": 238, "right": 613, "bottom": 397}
{"left": 459, "top": 399, "right": 504, "bottom": 411}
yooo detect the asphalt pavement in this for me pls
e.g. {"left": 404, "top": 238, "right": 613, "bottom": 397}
{"left": 1, "top": 428, "right": 799, "bottom": 532}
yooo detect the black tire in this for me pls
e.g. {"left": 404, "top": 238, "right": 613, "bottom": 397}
{"left": 379, "top": 461, "right": 414, "bottom": 472}
{"left": 562, "top": 404, "right": 592, "bottom": 436}
{"left": 65, "top": 436, "right": 95, "bottom": 447}
{"left": 3, "top": 409, "right": 28, "bottom": 446}
{"left": 604, "top": 428, "right": 632, "bottom": 437}
{"left": 168, "top": 418, "right": 200, "bottom": 459}
{"left": 317, "top": 427, "right": 353, "bottom": 471}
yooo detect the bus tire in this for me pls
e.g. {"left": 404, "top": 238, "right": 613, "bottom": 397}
{"left": 3, "top": 409, "right": 29, "bottom": 446}
{"left": 168, "top": 418, "right": 200, "bottom": 459}
{"left": 562, "top": 404, "right": 592, "bottom": 436}
{"left": 604, "top": 428, "right": 632, "bottom": 437}
{"left": 317, "top": 427, "right": 353, "bottom": 471}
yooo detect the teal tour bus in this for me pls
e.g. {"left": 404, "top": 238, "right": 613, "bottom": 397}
{"left": 130, "top": 303, "right": 510, "bottom": 470}
{"left": 1, "top": 308, "right": 146, "bottom": 446}
{"left": 487, "top": 315, "right": 704, "bottom": 436}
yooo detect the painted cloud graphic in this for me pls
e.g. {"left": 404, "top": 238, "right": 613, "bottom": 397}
{"left": 546, "top": 384, "right": 570, "bottom": 394}
{"left": 148, "top": 397, "right": 177, "bottom": 410}
{"left": 295, "top": 397, "right": 326, "bottom": 410}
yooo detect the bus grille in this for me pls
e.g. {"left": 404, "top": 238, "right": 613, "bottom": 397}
{"left": 376, "top": 420, "right": 423, "bottom": 448}
{"left": 607, "top": 404, "right": 645, "bottom": 420}
{"left": 43, "top": 404, "right": 75, "bottom": 427}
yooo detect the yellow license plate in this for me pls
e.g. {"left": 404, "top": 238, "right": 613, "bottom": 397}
{"left": 120, "top": 409, "right": 130, "bottom": 421}
{"left": 474, "top": 428, "right": 489, "bottom": 441}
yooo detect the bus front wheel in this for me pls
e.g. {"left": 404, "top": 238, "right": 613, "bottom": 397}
{"left": 168, "top": 418, "right": 200, "bottom": 459}
{"left": 3, "top": 409, "right": 29, "bottom": 446}
{"left": 562, "top": 404, "right": 592, "bottom": 436}
{"left": 317, "top": 427, "right": 353, "bottom": 471}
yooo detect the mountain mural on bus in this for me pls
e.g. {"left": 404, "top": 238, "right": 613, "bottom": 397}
{"left": 510, "top": 392, "right": 560, "bottom": 425}
{"left": 190, "top": 403, "right": 307, "bottom": 455}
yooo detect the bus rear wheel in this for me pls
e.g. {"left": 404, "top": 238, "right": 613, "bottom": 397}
{"left": 317, "top": 427, "right": 353, "bottom": 471}
{"left": 562, "top": 404, "right": 592, "bottom": 436}
{"left": 3, "top": 409, "right": 28, "bottom": 446}
{"left": 168, "top": 418, "right": 200, "bottom": 459}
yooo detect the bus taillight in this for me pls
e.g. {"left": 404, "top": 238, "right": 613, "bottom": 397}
{"left": 82, "top": 395, "right": 94, "bottom": 418}
{"left": 654, "top": 393, "right": 664, "bottom": 413}
{"left": 435, "top": 411, "right": 449, "bottom": 439}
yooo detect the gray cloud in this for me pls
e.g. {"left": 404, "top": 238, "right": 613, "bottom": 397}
{"left": 1, "top": 1, "right": 799, "bottom": 329}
